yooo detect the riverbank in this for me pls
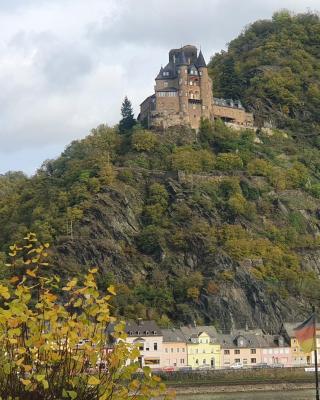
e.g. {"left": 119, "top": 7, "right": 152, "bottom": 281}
{"left": 171, "top": 382, "right": 314, "bottom": 396}
{"left": 158, "top": 367, "right": 316, "bottom": 395}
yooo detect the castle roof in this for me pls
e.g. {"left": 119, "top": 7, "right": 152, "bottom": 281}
{"left": 155, "top": 66, "right": 164, "bottom": 80}
{"left": 196, "top": 50, "right": 207, "bottom": 68}
{"left": 155, "top": 62, "right": 177, "bottom": 80}
{"left": 177, "top": 51, "right": 188, "bottom": 66}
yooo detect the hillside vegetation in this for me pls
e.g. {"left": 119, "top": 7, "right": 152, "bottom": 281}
{"left": 209, "top": 10, "right": 320, "bottom": 134}
{"left": 1, "top": 11, "right": 320, "bottom": 332}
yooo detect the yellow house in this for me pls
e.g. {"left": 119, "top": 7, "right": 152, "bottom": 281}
{"left": 180, "top": 326, "right": 221, "bottom": 369}
{"left": 280, "top": 322, "right": 313, "bottom": 366}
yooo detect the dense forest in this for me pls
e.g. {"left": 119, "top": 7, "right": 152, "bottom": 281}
{"left": 209, "top": 10, "right": 320, "bottom": 133}
{"left": 1, "top": 11, "right": 320, "bottom": 332}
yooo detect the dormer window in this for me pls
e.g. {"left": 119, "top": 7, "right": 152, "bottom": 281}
{"left": 163, "top": 71, "right": 169, "bottom": 77}
{"left": 146, "top": 331, "right": 149, "bottom": 335}
{"left": 153, "top": 331, "right": 157, "bottom": 335}
{"left": 137, "top": 331, "right": 141, "bottom": 335}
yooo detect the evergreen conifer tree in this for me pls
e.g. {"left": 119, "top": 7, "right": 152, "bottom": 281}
{"left": 119, "top": 96, "right": 136, "bottom": 133}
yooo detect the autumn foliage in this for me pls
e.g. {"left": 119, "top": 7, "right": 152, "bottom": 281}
{"left": 0, "top": 233, "right": 170, "bottom": 400}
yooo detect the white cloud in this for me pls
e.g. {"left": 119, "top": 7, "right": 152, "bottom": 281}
{"left": 0, "top": 0, "right": 319, "bottom": 174}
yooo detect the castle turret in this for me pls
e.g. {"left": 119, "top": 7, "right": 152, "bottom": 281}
{"left": 177, "top": 52, "right": 189, "bottom": 120}
{"left": 196, "top": 50, "right": 213, "bottom": 119}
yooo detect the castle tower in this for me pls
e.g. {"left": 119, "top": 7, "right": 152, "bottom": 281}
{"left": 196, "top": 50, "right": 213, "bottom": 119}
{"left": 177, "top": 51, "right": 189, "bottom": 121}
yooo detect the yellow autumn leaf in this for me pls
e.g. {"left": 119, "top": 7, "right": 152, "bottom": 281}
{"left": 42, "top": 379, "right": 49, "bottom": 389}
{"left": 0, "top": 285, "right": 10, "bottom": 300}
{"left": 107, "top": 285, "right": 116, "bottom": 295}
{"left": 26, "top": 268, "right": 37, "bottom": 278}
{"left": 89, "top": 268, "right": 98, "bottom": 274}
{"left": 20, "top": 378, "right": 31, "bottom": 386}
{"left": 88, "top": 376, "right": 100, "bottom": 385}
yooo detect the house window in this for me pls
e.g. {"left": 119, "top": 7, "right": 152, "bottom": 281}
{"left": 251, "top": 358, "right": 257, "bottom": 364}
{"left": 196, "top": 359, "right": 199, "bottom": 364}
{"left": 139, "top": 344, "right": 144, "bottom": 351}
{"left": 182, "top": 348, "right": 185, "bottom": 352}
{"left": 165, "top": 348, "right": 168, "bottom": 353}
{"left": 235, "top": 358, "right": 240, "bottom": 363}
{"left": 164, "top": 81, "right": 168, "bottom": 87}
{"left": 146, "top": 346, "right": 149, "bottom": 351}
{"left": 196, "top": 349, "right": 198, "bottom": 354}
{"left": 154, "top": 343, "right": 158, "bottom": 351}
{"left": 171, "top": 348, "right": 173, "bottom": 353}
{"left": 234, "top": 350, "right": 240, "bottom": 354}
{"left": 177, "top": 348, "right": 179, "bottom": 353}
{"left": 251, "top": 349, "right": 256, "bottom": 354}
{"left": 224, "top": 350, "right": 230, "bottom": 355}
{"left": 203, "top": 359, "right": 206, "bottom": 364}
{"left": 181, "top": 359, "right": 184, "bottom": 364}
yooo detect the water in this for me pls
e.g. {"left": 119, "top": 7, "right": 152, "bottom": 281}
{"left": 177, "top": 390, "right": 314, "bottom": 399}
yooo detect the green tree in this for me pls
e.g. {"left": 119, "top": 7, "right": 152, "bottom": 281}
{"left": 119, "top": 97, "right": 136, "bottom": 133}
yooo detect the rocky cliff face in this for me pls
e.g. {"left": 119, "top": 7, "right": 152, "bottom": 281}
{"left": 54, "top": 170, "right": 318, "bottom": 333}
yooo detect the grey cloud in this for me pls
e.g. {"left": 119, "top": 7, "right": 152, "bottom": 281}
{"left": 0, "top": 0, "right": 319, "bottom": 174}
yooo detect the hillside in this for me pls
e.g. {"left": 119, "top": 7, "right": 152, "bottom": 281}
{"left": 1, "top": 11, "right": 320, "bottom": 333}
{"left": 209, "top": 10, "right": 320, "bottom": 135}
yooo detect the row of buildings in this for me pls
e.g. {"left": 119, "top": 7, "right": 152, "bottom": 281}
{"left": 108, "top": 320, "right": 318, "bottom": 371}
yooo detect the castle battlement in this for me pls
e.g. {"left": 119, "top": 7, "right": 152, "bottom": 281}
{"left": 138, "top": 45, "right": 253, "bottom": 130}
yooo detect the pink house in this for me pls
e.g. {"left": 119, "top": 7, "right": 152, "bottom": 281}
{"left": 162, "top": 328, "right": 187, "bottom": 370}
{"left": 260, "top": 335, "right": 292, "bottom": 367}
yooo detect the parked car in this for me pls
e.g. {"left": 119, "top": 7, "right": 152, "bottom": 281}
{"left": 230, "top": 362, "right": 243, "bottom": 369}
{"left": 254, "top": 362, "right": 268, "bottom": 369}
{"left": 180, "top": 366, "right": 193, "bottom": 372}
{"left": 270, "top": 363, "right": 284, "bottom": 368}
{"left": 198, "top": 364, "right": 211, "bottom": 370}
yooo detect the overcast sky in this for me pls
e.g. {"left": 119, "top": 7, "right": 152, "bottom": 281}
{"left": 0, "top": 0, "right": 319, "bottom": 175}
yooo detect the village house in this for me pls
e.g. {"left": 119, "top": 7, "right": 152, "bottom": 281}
{"left": 138, "top": 45, "right": 253, "bottom": 130}
{"left": 260, "top": 334, "right": 292, "bottom": 367}
{"left": 161, "top": 328, "right": 188, "bottom": 370}
{"left": 180, "top": 326, "right": 221, "bottom": 370}
{"left": 280, "top": 322, "right": 318, "bottom": 366}
{"left": 107, "top": 320, "right": 164, "bottom": 370}
{"left": 219, "top": 329, "right": 265, "bottom": 368}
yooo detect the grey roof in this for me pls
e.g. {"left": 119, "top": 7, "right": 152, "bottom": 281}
{"left": 180, "top": 325, "right": 218, "bottom": 341}
{"left": 107, "top": 320, "right": 161, "bottom": 337}
{"left": 155, "top": 66, "right": 164, "bottom": 80}
{"left": 177, "top": 51, "right": 188, "bottom": 65}
{"left": 219, "top": 331, "right": 289, "bottom": 349}
{"left": 196, "top": 50, "right": 206, "bottom": 68}
{"left": 155, "top": 62, "right": 177, "bottom": 80}
{"left": 162, "top": 328, "right": 186, "bottom": 343}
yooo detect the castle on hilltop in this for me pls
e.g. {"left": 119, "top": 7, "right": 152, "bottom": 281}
{"left": 138, "top": 45, "right": 253, "bottom": 130}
